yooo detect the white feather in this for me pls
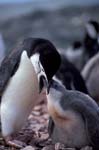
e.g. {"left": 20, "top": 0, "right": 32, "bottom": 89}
{"left": 86, "top": 23, "right": 97, "bottom": 38}
{"left": 30, "top": 53, "right": 48, "bottom": 86}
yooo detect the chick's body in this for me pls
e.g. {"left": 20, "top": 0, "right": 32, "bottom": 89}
{"left": 47, "top": 80, "right": 99, "bottom": 149}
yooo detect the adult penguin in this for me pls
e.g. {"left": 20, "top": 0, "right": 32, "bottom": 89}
{"left": 0, "top": 38, "right": 61, "bottom": 147}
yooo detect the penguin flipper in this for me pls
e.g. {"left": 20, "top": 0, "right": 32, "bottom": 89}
{"left": 48, "top": 117, "right": 55, "bottom": 137}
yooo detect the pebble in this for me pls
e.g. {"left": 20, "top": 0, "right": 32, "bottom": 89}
{"left": 21, "top": 146, "right": 36, "bottom": 150}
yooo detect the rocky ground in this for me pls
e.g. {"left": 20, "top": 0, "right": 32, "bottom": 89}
{"left": 0, "top": 99, "right": 93, "bottom": 150}
{"left": 0, "top": 100, "right": 50, "bottom": 150}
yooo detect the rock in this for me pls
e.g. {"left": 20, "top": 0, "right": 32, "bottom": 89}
{"left": 55, "top": 143, "right": 76, "bottom": 150}
{"left": 42, "top": 145, "right": 55, "bottom": 150}
{"left": 21, "top": 146, "right": 36, "bottom": 150}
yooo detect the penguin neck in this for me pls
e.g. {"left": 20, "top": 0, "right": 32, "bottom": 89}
{"left": 47, "top": 86, "right": 64, "bottom": 108}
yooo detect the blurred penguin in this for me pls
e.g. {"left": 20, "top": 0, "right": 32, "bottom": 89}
{"left": 82, "top": 52, "right": 99, "bottom": 104}
{"left": 64, "top": 41, "right": 85, "bottom": 70}
{"left": 84, "top": 20, "right": 99, "bottom": 58}
{"left": 55, "top": 55, "right": 88, "bottom": 94}
{"left": 62, "top": 20, "right": 99, "bottom": 71}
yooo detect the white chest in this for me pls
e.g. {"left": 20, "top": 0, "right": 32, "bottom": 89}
{"left": 1, "top": 51, "right": 39, "bottom": 136}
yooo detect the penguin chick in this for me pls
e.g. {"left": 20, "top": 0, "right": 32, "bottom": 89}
{"left": 48, "top": 55, "right": 89, "bottom": 144}
{"left": 47, "top": 79, "right": 99, "bottom": 149}
{"left": 0, "top": 38, "right": 61, "bottom": 147}
{"left": 82, "top": 52, "right": 99, "bottom": 104}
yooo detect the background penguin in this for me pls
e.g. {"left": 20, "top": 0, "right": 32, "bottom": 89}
{"left": 84, "top": 20, "right": 99, "bottom": 58}
{"left": 84, "top": 19, "right": 99, "bottom": 68}
{"left": 62, "top": 20, "right": 99, "bottom": 71}
{"left": 55, "top": 55, "right": 88, "bottom": 94}
{"left": 47, "top": 79, "right": 99, "bottom": 149}
{"left": 0, "top": 38, "right": 61, "bottom": 147}
{"left": 82, "top": 52, "right": 99, "bottom": 104}
{"left": 64, "top": 41, "right": 85, "bottom": 70}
